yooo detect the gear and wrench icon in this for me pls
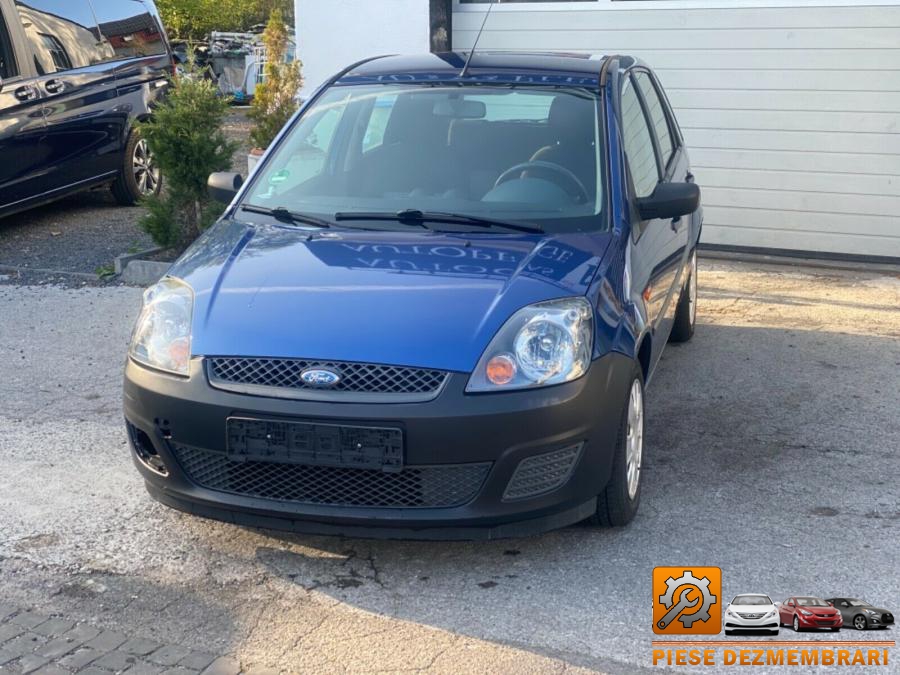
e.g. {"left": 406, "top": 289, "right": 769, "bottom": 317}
{"left": 658, "top": 570, "right": 717, "bottom": 629}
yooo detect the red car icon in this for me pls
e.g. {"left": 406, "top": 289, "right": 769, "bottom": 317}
{"left": 778, "top": 597, "right": 843, "bottom": 632}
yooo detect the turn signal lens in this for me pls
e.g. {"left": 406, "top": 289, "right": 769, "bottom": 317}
{"left": 486, "top": 354, "right": 517, "bottom": 385}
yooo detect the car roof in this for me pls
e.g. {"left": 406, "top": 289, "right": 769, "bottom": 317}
{"left": 336, "top": 52, "right": 640, "bottom": 87}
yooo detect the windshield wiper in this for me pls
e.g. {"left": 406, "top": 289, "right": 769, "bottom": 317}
{"left": 241, "top": 204, "right": 331, "bottom": 229}
{"left": 333, "top": 209, "right": 543, "bottom": 234}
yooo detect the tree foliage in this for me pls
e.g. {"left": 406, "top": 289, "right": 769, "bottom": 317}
{"left": 139, "top": 62, "right": 238, "bottom": 251}
{"left": 157, "top": 0, "right": 294, "bottom": 41}
{"left": 247, "top": 9, "right": 302, "bottom": 151}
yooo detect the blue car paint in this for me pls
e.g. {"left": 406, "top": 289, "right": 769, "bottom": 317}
{"left": 167, "top": 52, "right": 700, "bottom": 382}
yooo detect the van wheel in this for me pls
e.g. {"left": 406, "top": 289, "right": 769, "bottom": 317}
{"left": 669, "top": 250, "right": 696, "bottom": 343}
{"left": 112, "top": 131, "right": 161, "bottom": 205}
{"left": 588, "top": 364, "right": 644, "bottom": 527}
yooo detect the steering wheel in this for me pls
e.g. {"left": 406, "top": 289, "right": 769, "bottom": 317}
{"left": 493, "top": 160, "right": 590, "bottom": 204}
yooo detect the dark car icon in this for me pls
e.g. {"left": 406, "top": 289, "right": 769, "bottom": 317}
{"left": 777, "top": 597, "right": 843, "bottom": 632}
{"left": 827, "top": 598, "right": 895, "bottom": 631}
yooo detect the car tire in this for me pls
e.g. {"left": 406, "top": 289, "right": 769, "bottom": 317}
{"left": 793, "top": 616, "right": 802, "bottom": 632}
{"left": 111, "top": 130, "right": 162, "bottom": 206}
{"left": 853, "top": 615, "right": 867, "bottom": 631}
{"left": 588, "top": 364, "right": 644, "bottom": 527}
{"left": 669, "top": 249, "right": 697, "bottom": 343}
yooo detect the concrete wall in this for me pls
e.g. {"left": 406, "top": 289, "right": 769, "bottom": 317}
{"left": 295, "top": 0, "right": 430, "bottom": 98}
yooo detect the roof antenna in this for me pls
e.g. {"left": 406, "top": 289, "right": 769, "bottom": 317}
{"left": 460, "top": 0, "right": 497, "bottom": 79}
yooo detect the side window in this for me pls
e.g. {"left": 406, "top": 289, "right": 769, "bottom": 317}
{"left": 15, "top": 0, "right": 113, "bottom": 74}
{"left": 0, "top": 11, "right": 18, "bottom": 78}
{"left": 633, "top": 71, "right": 675, "bottom": 172}
{"left": 89, "top": 0, "right": 167, "bottom": 60}
{"left": 363, "top": 94, "right": 398, "bottom": 152}
{"left": 620, "top": 75, "right": 660, "bottom": 200}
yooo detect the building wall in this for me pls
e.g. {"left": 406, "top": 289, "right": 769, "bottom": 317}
{"left": 453, "top": 0, "right": 900, "bottom": 258}
{"left": 295, "top": 0, "right": 430, "bottom": 98}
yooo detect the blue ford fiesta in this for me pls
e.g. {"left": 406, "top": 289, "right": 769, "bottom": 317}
{"left": 123, "top": 53, "right": 701, "bottom": 539}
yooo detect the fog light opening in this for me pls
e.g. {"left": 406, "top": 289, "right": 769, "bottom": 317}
{"left": 127, "top": 422, "right": 168, "bottom": 476}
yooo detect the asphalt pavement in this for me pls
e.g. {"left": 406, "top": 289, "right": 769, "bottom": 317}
{"left": 0, "top": 260, "right": 897, "bottom": 673}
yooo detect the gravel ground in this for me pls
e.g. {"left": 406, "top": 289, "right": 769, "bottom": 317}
{"left": 0, "top": 260, "right": 897, "bottom": 673}
{"left": 0, "top": 109, "right": 252, "bottom": 287}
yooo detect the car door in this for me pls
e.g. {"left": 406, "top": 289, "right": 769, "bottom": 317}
{"left": 13, "top": 0, "right": 124, "bottom": 191}
{"left": 780, "top": 599, "right": 795, "bottom": 624}
{"left": 632, "top": 71, "right": 691, "bottom": 330}
{"left": 0, "top": 0, "right": 50, "bottom": 212}
{"left": 619, "top": 70, "right": 684, "bottom": 368}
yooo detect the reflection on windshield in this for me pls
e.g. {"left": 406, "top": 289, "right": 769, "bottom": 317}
{"left": 796, "top": 598, "right": 830, "bottom": 607}
{"left": 244, "top": 84, "right": 605, "bottom": 232}
{"left": 733, "top": 596, "right": 772, "bottom": 606}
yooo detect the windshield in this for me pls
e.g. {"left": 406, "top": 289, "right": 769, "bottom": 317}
{"left": 733, "top": 595, "right": 772, "bottom": 606}
{"left": 243, "top": 83, "right": 606, "bottom": 232}
{"left": 848, "top": 600, "right": 871, "bottom": 607}
{"left": 796, "top": 598, "right": 830, "bottom": 607}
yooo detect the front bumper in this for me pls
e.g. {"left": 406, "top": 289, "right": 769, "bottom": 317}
{"left": 725, "top": 613, "right": 780, "bottom": 631}
{"left": 796, "top": 613, "right": 843, "bottom": 630}
{"left": 123, "top": 351, "right": 634, "bottom": 539}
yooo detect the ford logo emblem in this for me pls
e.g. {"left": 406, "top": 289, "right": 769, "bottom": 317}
{"left": 300, "top": 368, "right": 341, "bottom": 387}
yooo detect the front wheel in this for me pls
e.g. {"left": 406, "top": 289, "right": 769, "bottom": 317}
{"left": 793, "top": 616, "right": 802, "bottom": 632}
{"left": 588, "top": 365, "right": 644, "bottom": 526}
{"left": 669, "top": 249, "right": 697, "bottom": 343}
{"left": 111, "top": 131, "right": 162, "bottom": 205}
{"left": 853, "top": 615, "right": 867, "bottom": 631}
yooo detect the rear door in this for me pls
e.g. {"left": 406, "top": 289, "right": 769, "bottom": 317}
{"left": 14, "top": 0, "right": 124, "bottom": 190}
{"left": 0, "top": 0, "right": 49, "bottom": 211}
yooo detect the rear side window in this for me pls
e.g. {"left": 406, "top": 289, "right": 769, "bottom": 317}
{"left": 620, "top": 76, "right": 660, "bottom": 199}
{"left": 633, "top": 71, "right": 675, "bottom": 171}
{"left": 90, "top": 0, "right": 167, "bottom": 59}
{"left": 15, "top": 0, "right": 113, "bottom": 73}
{"left": 0, "top": 11, "right": 18, "bottom": 78}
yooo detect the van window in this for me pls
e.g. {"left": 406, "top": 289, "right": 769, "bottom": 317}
{"left": 90, "top": 0, "right": 167, "bottom": 60}
{"left": 0, "top": 12, "right": 18, "bottom": 78}
{"left": 15, "top": 0, "right": 113, "bottom": 73}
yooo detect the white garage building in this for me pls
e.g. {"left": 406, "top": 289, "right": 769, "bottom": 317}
{"left": 295, "top": 0, "right": 900, "bottom": 261}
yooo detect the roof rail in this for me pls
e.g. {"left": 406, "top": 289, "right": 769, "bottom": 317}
{"left": 599, "top": 54, "right": 624, "bottom": 86}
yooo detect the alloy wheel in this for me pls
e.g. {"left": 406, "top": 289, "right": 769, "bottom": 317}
{"left": 854, "top": 616, "right": 867, "bottom": 630}
{"left": 625, "top": 378, "right": 644, "bottom": 500}
{"left": 133, "top": 138, "right": 160, "bottom": 196}
{"left": 793, "top": 616, "right": 800, "bottom": 632}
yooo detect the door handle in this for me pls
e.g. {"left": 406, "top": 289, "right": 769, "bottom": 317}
{"left": 14, "top": 85, "right": 38, "bottom": 102}
{"left": 670, "top": 216, "right": 682, "bottom": 232}
{"left": 45, "top": 79, "right": 66, "bottom": 94}
{"left": 685, "top": 171, "right": 695, "bottom": 183}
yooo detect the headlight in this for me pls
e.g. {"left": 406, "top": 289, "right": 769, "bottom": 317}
{"left": 765, "top": 609, "right": 777, "bottom": 619}
{"left": 799, "top": 610, "right": 813, "bottom": 616}
{"left": 864, "top": 609, "right": 877, "bottom": 615}
{"left": 129, "top": 278, "right": 194, "bottom": 376}
{"left": 725, "top": 609, "right": 735, "bottom": 618}
{"left": 466, "top": 297, "right": 593, "bottom": 392}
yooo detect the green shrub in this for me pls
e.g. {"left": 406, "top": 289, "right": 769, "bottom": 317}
{"left": 139, "top": 62, "right": 238, "bottom": 251}
{"left": 248, "top": 9, "right": 303, "bottom": 151}
{"left": 157, "top": 0, "right": 294, "bottom": 42}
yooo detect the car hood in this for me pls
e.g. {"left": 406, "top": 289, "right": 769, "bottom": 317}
{"left": 169, "top": 219, "right": 610, "bottom": 372}
{"left": 731, "top": 605, "right": 777, "bottom": 614}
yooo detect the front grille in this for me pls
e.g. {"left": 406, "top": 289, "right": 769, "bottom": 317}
{"left": 503, "top": 443, "right": 583, "bottom": 501}
{"left": 883, "top": 613, "right": 894, "bottom": 624}
{"left": 207, "top": 357, "right": 448, "bottom": 401}
{"left": 737, "top": 612, "right": 764, "bottom": 620}
{"left": 171, "top": 444, "right": 490, "bottom": 508}
{"left": 815, "top": 618, "right": 837, "bottom": 625}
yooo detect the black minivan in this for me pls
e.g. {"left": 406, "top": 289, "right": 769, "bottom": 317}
{"left": 0, "top": 0, "right": 171, "bottom": 217}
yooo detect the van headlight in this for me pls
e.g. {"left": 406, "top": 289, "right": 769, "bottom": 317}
{"left": 129, "top": 278, "right": 194, "bottom": 376}
{"left": 466, "top": 297, "right": 593, "bottom": 392}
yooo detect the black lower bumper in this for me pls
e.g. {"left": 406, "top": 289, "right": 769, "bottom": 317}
{"left": 123, "top": 351, "right": 634, "bottom": 539}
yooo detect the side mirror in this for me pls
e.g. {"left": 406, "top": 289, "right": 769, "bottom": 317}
{"left": 208, "top": 172, "right": 244, "bottom": 203}
{"left": 636, "top": 182, "right": 700, "bottom": 221}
